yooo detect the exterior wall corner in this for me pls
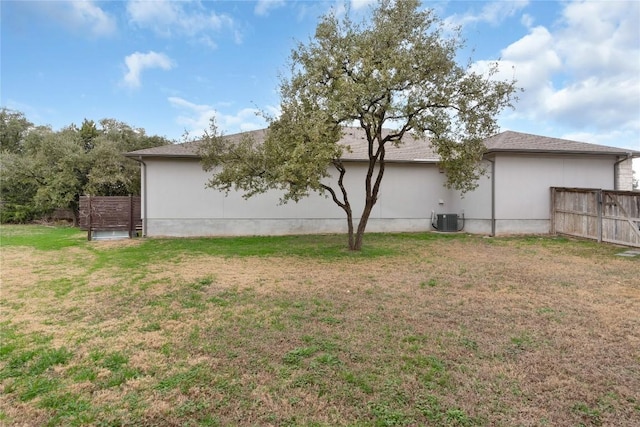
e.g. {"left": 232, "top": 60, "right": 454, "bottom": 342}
{"left": 615, "top": 158, "right": 634, "bottom": 191}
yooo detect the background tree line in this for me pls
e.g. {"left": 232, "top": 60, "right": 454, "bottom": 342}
{"left": 0, "top": 108, "right": 169, "bottom": 224}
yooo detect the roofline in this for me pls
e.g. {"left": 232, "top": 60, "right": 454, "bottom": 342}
{"left": 124, "top": 153, "right": 442, "bottom": 163}
{"left": 125, "top": 138, "right": 639, "bottom": 161}
{"left": 128, "top": 149, "right": 636, "bottom": 161}
{"left": 124, "top": 153, "right": 200, "bottom": 159}
{"left": 339, "top": 158, "right": 439, "bottom": 164}
{"left": 484, "top": 148, "right": 640, "bottom": 157}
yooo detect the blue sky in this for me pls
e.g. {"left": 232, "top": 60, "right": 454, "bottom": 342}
{"left": 1, "top": 0, "right": 639, "bottom": 174}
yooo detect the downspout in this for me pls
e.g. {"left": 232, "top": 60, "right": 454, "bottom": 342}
{"left": 485, "top": 157, "right": 496, "bottom": 237}
{"left": 613, "top": 154, "right": 632, "bottom": 190}
{"left": 135, "top": 155, "right": 148, "bottom": 237}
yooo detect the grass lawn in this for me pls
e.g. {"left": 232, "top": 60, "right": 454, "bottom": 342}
{"left": 0, "top": 224, "right": 638, "bottom": 426}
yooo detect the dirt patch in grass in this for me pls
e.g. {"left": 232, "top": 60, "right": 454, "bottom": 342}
{"left": 1, "top": 234, "right": 638, "bottom": 426}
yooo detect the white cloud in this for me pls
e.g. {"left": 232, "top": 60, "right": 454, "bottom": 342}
{"left": 122, "top": 51, "right": 175, "bottom": 89}
{"left": 520, "top": 13, "right": 534, "bottom": 28}
{"left": 168, "top": 97, "right": 274, "bottom": 137}
{"left": 70, "top": 1, "right": 117, "bottom": 36}
{"left": 471, "top": 26, "right": 561, "bottom": 114}
{"left": 326, "top": 0, "right": 377, "bottom": 17}
{"left": 546, "top": 1, "right": 640, "bottom": 132}
{"left": 474, "top": 1, "right": 640, "bottom": 139}
{"left": 555, "top": 1, "right": 639, "bottom": 78}
{"left": 126, "top": 0, "right": 180, "bottom": 37}
{"left": 544, "top": 76, "right": 640, "bottom": 130}
{"left": 445, "top": 0, "right": 529, "bottom": 28}
{"left": 37, "top": 0, "right": 117, "bottom": 37}
{"left": 350, "top": 0, "right": 377, "bottom": 11}
{"left": 561, "top": 129, "right": 638, "bottom": 149}
{"left": 126, "top": 0, "right": 240, "bottom": 46}
{"left": 255, "top": 0, "right": 286, "bottom": 16}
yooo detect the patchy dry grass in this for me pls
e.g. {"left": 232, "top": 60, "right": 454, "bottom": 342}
{"left": 0, "top": 225, "right": 638, "bottom": 426}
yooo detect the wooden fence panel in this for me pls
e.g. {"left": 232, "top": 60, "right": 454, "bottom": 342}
{"left": 79, "top": 196, "right": 141, "bottom": 239}
{"left": 551, "top": 188, "right": 640, "bottom": 247}
{"left": 602, "top": 191, "right": 640, "bottom": 247}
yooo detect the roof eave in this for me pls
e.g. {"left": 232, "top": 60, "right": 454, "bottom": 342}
{"left": 124, "top": 153, "right": 201, "bottom": 159}
{"left": 125, "top": 154, "right": 441, "bottom": 163}
{"left": 337, "top": 158, "right": 440, "bottom": 163}
{"left": 484, "top": 148, "right": 638, "bottom": 157}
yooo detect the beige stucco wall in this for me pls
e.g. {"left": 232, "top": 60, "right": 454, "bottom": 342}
{"left": 141, "top": 153, "right": 619, "bottom": 237}
{"left": 491, "top": 154, "right": 615, "bottom": 234}
{"left": 143, "top": 158, "right": 450, "bottom": 237}
{"left": 448, "top": 161, "right": 493, "bottom": 234}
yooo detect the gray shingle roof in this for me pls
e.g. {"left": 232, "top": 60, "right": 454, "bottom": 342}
{"left": 125, "top": 128, "right": 638, "bottom": 161}
{"left": 484, "top": 130, "right": 639, "bottom": 156}
{"left": 336, "top": 127, "right": 438, "bottom": 161}
{"left": 125, "top": 127, "right": 439, "bottom": 162}
{"left": 124, "top": 129, "right": 269, "bottom": 159}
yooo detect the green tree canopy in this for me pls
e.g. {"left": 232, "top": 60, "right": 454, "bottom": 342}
{"left": 85, "top": 119, "right": 166, "bottom": 197}
{"left": 201, "top": 0, "right": 518, "bottom": 250}
{"left": 0, "top": 108, "right": 33, "bottom": 154}
{"left": 0, "top": 111, "right": 170, "bottom": 223}
{"left": 79, "top": 118, "right": 100, "bottom": 151}
{"left": 31, "top": 127, "right": 90, "bottom": 220}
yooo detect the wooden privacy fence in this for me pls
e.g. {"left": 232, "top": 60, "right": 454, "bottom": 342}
{"left": 79, "top": 195, "right": 141, "bottom": 240}
{"left": 550, "top": 187, "right": 640, "bottom": 248}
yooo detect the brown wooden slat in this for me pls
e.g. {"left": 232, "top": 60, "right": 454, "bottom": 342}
{"left": 79, "top": 196, "right": 142, "bottom": 238}
{"left": 551, "top": 187, "right": 640, "bottom": 248}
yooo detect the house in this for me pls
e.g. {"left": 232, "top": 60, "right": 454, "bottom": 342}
{"left": 125, "top": 129, "right": 638, "bottom": 238}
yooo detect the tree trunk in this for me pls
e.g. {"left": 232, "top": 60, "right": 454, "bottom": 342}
{"left": 349, "top": 162, "right": 384, "bottom": 251}
{"left": 323, "top": 162, "right": 358, "bottom": 251}
{"left": 70, "top": 199, "right": 80, "bottom": 227}
{"left": 326, "top": 135, "right": 388, "bottom": 251}
{"left": 351, "top": 198, "right": 375, "bottom": 251}
{"left": 346, "top": 210, "right": 355, "bottom": 250}
{"left": 348, "top": 130, "right": 386, "bottom": 251}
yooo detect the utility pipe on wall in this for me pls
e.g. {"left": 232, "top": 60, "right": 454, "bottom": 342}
{"left": 613, "top": 154, "right": 632, "bottom": 191}
{"left": 485, "top": 157, "right": 496, "bottom": 237}
{"left": 136, "top": 155, "right": 148, "bottom": 237}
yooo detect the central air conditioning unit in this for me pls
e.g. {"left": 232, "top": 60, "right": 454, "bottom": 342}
{"left": 437, "top": 214, "right": 459, "bottom": 232}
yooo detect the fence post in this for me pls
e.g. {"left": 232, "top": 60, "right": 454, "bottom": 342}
{"left": 550, "top": 187, "right": 556, "bottom": 235}
{"left": 128, "top": 195, "right": 134, "bottom": 238}
{"left": 596, "top": 189, "right": 602, "bottom": 243}
{"left": 87, "top": 195, "right": 92, "bottom": 241}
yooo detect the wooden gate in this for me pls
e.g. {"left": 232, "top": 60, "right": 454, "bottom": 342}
{"left": 550, "top": 187, "right": 640, "bottom": 247}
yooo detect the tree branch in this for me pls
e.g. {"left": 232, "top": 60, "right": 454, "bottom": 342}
{"left": 320, "top": 160, "right": 349, "bottom": 212}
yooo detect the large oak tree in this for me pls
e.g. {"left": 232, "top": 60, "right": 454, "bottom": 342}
{"left": 200, "top": 0, "right": 517, "bottom": 250}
